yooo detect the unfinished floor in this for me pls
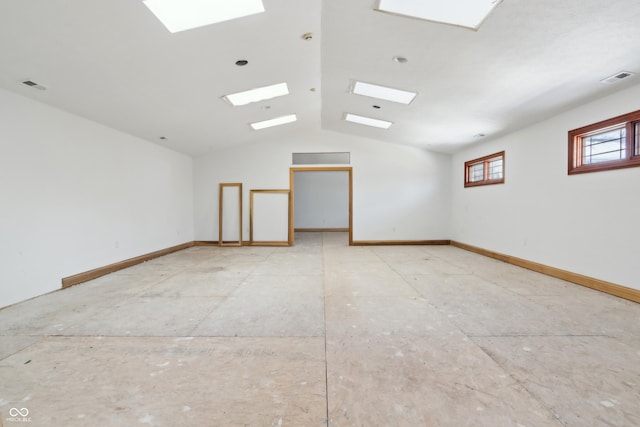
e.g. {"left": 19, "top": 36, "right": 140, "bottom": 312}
{"left": 0, "top": 232, "right": 639, "bottom": 426}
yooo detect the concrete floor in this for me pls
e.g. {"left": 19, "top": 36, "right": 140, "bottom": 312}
{"left": 1, "top": 232, "right": 639, "bottom": 426}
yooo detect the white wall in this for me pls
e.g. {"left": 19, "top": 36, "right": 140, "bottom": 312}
{"left": 0, "top": 88, "right": 194, "bottom": 307}
{"left": 294, "top": 171, "right": 349, "bottom": 229}
{"left": 452, "top": 83, "right": 640, "bottom": 290}
{"left": 193, "top": 129, "right": 452, "bottom": 242}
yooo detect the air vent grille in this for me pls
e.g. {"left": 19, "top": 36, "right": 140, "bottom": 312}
{"left": 292, "top": 152, "right": 351, "bottom": 165}
{"left": 601, "top": 71, "right": 635, "bottom": 84}
{"left": 21, "top": 80, "right": 47, "bottom": 90}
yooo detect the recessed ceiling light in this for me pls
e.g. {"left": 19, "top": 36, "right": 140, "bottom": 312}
{"left": 372, "top": 105, "right": 381, "bottom": 109}
{"left": 392, "top": 56, "right": 408, "bottom": 64}
{"left": 235, "top": 59, "right": 249, "bottom": 66}
{"left": 223, "top": 82, "right": 289, "bottom": 106}
{"left": 352, "top": 81, "right": 417, "bottom": 105}
{"left": 376, "top": 0, "right": 503, "bottom": 30}
{"left": 143, "top": 0, "right": 265, "bottom": 33}
{"left": 344, "top": 113, "right": 393, "bottom": 129}
{"left": 250, "top": 114, "right": 297, "bottom": 130}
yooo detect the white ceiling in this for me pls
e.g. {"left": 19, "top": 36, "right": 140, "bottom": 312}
{"left": 1, "top": 0, "right": 639, "bottom": 156}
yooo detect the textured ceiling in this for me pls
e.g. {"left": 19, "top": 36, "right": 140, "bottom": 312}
{"left": 1, "top": 0, "right": 639, "bottom": 156}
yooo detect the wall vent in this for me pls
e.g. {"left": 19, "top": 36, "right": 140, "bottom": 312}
{"left": 601, "top": 71, "right": 635, "bottom": 84}
{"left": 292, "top": 152, "right": 351, "bottom": 165}
{"left": 22, "top": 80, "right": 47, "bottom": 90}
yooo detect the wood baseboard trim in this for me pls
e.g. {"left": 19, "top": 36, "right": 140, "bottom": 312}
{"left": 186, "top": 240, "right": 266, "bottom": 247}
{"left": 450, "top": 241, "right": 640, "bottom": 304}
{"left": 352, "top": 240, "right": 451, "bottom": 246}
{"left": 294, "top": 228, "right": 350, "bottom": 232}
{"left": 193, "top": 240, "right": 219, "bottom": 246}
{"left": 248, "top": 241, "right": 291, "bottom": 247}
{"left": 61, "top": 238, "right": 638, "bottom": 303}
{"left": 194, "top": 241, "right": 255, "bottom": 247}
{"left": 61, "top": 242, "right": 194, "bottom": 289}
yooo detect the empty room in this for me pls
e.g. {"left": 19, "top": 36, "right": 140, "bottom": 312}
{"left": 1, "top": 0, "right": 640, "bottom": 426}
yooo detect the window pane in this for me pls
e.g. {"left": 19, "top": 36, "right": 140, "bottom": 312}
{"left": 468, "top": 163, "right": 484, "bottom": 182}
{"left": 568, "top": 110, "right": 640, "bottom": 175}
{"left": 487, "top": 158, "right": 503, "bottom": 180}
{"left": 581, "top": 126, "right": 626, "bottom": 164}
{"left": 464, "top": 151, "right": 504, "bottom": 187}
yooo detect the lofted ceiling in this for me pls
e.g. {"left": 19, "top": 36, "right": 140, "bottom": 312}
{"left": 1, "top": 0, "right": 639, "bottom": 156}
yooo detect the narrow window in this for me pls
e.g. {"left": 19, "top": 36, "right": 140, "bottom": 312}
{"left": 464, "top": 151, "right": 505, "bottom": 187}
{"left": 581, "top": 125, "right": 626, "bottom": 165}
{"left": 568, "top": 109, "right": 640, "bottom": 174}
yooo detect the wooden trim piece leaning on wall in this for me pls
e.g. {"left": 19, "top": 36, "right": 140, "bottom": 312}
{"left": 61, "top": 242, "right": 194, "bottom": 288}
{"left": 249, "top": 189, "right": 291, "bottom": 246}
{"left": 219, "top": 183, "right": 243, "bottom": 247}
{"left": 451, "top": 241, "right": 640, "bottom": 304}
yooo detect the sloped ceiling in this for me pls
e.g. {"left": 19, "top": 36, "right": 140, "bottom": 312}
{"left": 1, "top": 0, "right": 639, "bottom": 156}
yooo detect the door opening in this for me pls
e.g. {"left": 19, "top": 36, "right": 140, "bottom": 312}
{"left": 289, "top": 167, "right": 353, "bottom": 246}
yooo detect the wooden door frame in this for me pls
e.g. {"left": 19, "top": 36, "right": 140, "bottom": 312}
{"left": 289, "top": 166, "right": 353, "bottom": 246}
{"left": 218, "top": 183, "right": 243, "bottom": 246}
{"left": 249, "top": 189, "right": 291, "bottom": 246}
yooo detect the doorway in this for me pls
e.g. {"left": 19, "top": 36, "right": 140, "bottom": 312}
{"left": 289, "top": 167, "right": 353, "bottom": 246}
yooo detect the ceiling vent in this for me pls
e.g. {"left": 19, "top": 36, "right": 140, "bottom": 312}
{"left": 600, "top": 71, "right": 635, "bottom": 84}
{"left": 22, "top": 80, "right": 47, "bottom": 90}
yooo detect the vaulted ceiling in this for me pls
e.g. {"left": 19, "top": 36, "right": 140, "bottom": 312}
{"left": 1, "top": 0, "right": 639, "bottom": 156}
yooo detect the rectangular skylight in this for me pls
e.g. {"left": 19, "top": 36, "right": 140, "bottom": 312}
{"left": 352, "top": 81, "right": 417, "bottom": 104}
{"left": 250, "top": 114, "right": 297, "bottom": 130}
{"left": 223, "top": 82, "right": 289, "bottom": 106}
{"left": 376, "top": 0, "right": 503, "bottom": 30}
{"left": 344, "top": 113, "right": 393, "bottom": 129}
{"left": 143, "top": 0, "right": 265, "bottom": 33}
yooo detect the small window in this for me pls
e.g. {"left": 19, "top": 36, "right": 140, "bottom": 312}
{"left": 464, "top": 151, "right": 505, "bottom": 187}
{"left": 568, "top": 109, "right": 640, "bottom": 174}
{"left": 292, "top": 152, "right": 350, "bottom": 165}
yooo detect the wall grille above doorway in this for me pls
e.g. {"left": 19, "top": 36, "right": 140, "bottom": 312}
{"left": 292, "top": 152, "right": 350, "bottom": 165}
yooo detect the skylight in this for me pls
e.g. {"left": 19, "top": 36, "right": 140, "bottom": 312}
{"left": 223, "top": 82, "right": 289, "bottom": 106}
{"left": 376, "top": 0, "right": 503, "bottom": 30}
{"left": 143, "top": 0, "right": 265, "bottom": 33}
{"left": 250, "top": 114, "right": 297, "bottom": 130}
{"left": 344, "top": 113, "right": 393, "bottom": 129}
{"left": 352, "top": 81, "right": 417, "bottom": 104}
